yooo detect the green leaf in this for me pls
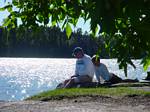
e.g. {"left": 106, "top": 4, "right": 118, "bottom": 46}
{"left": 91, "top": 24, "right": 99, "bottom": 37}
{"left": 117, "top": 19, "right": 122, "bottom": 24}
{"left": 7, "top": 6, "right": 12, "bottom": 13}
{"left": 65, "top": 23, "right": 72, "bottom": 39}
{"left": 3, "top": 18, "right": 11, "bottom": 27}
{"left": 38, "top": 15, "right": 44, "bottom": 23}
{"left": 12, "top": 0, "right": 19, "bottom": 6}
{"left": 72, "top": 18, "right": 78, "bottom": 26}
{"left": 95, "top": 25, "right": 99, "bottom": 34}
{"left": 0, "top": 5, "right": 12, "bottom": 11}
{"left": 61, "top": 0, "right": 65, "bottom": 3}
{"left": 52, "top": 15, "right": 57, "bottom": 26}
{"left": 142, "top": 55, "right": 150, "bottom": 71}
{"left": 52, "top": 20, "right": 56, "bottom": 26}
{"left": 0, "top": 7, "right": 5, "bottom": 11}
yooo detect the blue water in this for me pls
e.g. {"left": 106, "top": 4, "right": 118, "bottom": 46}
{"left": 0, "top": 58, "right": 147, "bottom": 101}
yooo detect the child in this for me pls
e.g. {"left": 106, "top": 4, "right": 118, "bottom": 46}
{"left": 91, "top": 55, "right": 122, "bottom": 84}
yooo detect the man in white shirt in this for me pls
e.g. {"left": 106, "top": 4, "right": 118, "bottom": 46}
{"left": 64, "top": 47, "right": 95, "bottom": 88}
{"left": 91, "top": 55, "right": 122, "bottom": 84}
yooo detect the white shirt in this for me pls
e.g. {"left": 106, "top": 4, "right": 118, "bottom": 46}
{"left": 94, "top": 63, "right": 112, "bottom": 82}
{"left": 75, "top": 54, "right": 95, "bottom": 78}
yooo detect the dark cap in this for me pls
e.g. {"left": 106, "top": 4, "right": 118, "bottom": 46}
{"left": 72, "top": 47, "right": 83, "bottom": 56}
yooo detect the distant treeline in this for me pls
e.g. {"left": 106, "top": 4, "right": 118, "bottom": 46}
{"left": 0, "top": 26, "right": 109, "bottom": 58}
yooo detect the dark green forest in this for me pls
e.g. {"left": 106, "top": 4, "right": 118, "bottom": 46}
{"left": 0, "top": 26, "right": 107, "bottom": 58}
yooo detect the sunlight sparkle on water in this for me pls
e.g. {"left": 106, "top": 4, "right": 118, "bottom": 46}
{"left": 0, "top": 58, "right": 75, "bottom": 101}
{"left": 0, "top": 58, "right": 147, "bottom": 101}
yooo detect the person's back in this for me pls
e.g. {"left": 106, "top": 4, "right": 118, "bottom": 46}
{"left": 75, "top": 54, "right": 95, "bottom": 79}
{"left": 94, "top": 63, "right": 112, "bottom": 82}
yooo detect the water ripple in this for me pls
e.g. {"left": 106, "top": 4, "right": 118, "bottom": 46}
{"left": 0, "top": 58, "right": 147, "bottom": 101}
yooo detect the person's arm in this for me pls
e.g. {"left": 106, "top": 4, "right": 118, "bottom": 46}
{"left": 71, "top": 74, "right": 79, "bottom": 78}
{"left": 101, "top": 64, "right": 110, "bottom": 81}
{"left": 78, "top": 57, "right": 94, "bottom": 76}
{"left": 95, "top": 71, "right": 100, "bottom": 83}
{"left": 74, "top": 60, "right": 79, "bottom": 76}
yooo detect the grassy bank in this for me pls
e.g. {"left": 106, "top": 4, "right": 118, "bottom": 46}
{"left": 26, "top": 87, "right": 150, "bottom": 101}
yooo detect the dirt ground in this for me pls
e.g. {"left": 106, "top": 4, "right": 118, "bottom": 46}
{"left": 0, "top": 95, "right": 149, "bottom": 112}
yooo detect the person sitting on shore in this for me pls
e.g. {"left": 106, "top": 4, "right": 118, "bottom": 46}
{"left": 63, "top": 47, "right": 95, "bottom": 88}
{"left": 91, "top": 55, "right": 139, "bottom": 84}
{"left": 91, "top": 55, "right": 122, "bottom": 84}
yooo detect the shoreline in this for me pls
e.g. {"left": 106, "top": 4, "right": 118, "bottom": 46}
{"left": 0, "top": 94, "right": 149, "bottom": 112}
{"left": 0, "top": 83, "right": 150, "bottom": 112}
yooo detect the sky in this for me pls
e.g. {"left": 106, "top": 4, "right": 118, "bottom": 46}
{"left": 0, "top": 0, "right": 91, "bottom": 33}
{"left": 0, "top": 0, "right": 10, "bottom": 25}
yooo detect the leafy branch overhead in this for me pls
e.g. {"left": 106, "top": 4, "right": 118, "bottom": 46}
{"left": 0, "top": 0, "right": 150, "bottom": 76}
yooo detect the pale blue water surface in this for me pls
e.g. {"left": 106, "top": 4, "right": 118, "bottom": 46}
{"left": 0, "top": 58, "right": 147, "bottom": 101}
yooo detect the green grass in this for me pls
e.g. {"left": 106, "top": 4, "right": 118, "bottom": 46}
{"left": 26, "top": 87, "right": 150, "bottom": 101}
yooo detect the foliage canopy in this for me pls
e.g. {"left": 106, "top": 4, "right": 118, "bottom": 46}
{"left": 0, "top": 0, "right": 150, "bottom": 76}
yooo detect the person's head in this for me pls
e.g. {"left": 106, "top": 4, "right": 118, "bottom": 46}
{"left": 72, "top": 47, "right": 84, "bottom": 59}
{"left": 92, "top": 55, "right": 100, "bottom": 66}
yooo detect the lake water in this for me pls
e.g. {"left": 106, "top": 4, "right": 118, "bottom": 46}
{"left": 0, "top": 58, "right": 147, "bottom": 101}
